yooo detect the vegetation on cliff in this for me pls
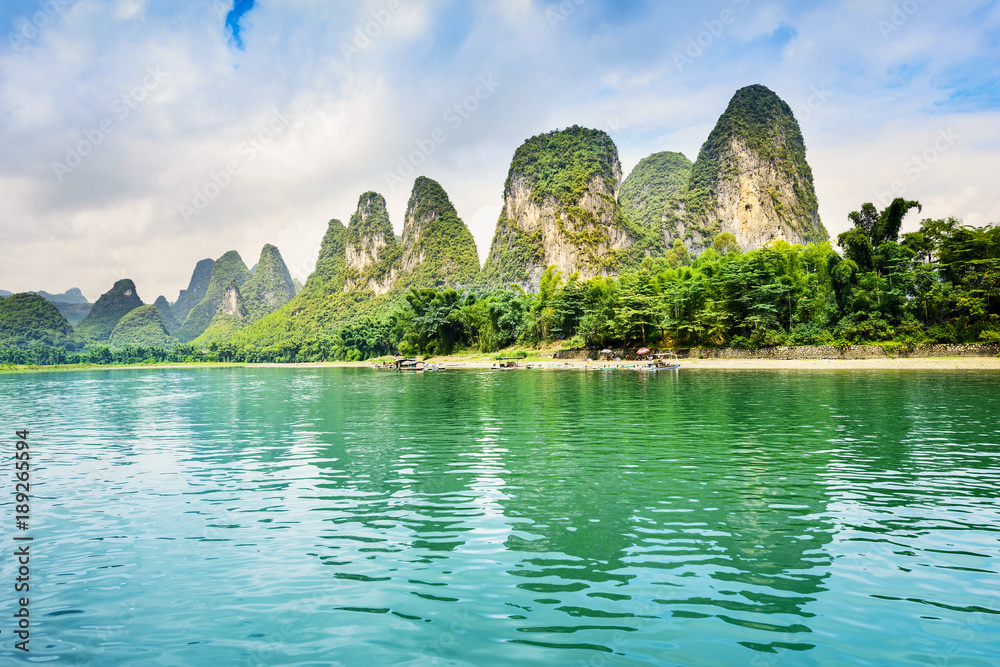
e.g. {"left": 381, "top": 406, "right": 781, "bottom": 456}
{"left": 75, "top": 279, "right": 144, "bottom": 342}
{"left": 153, "top": 296, "right": 179, "bottom": 333}
{"left": 240, "top": 244, "right": 297, "bottom": 322}
{"left": 504, "top": 125, "right": 620, "bottom": 207}
{"left": 343, "top": 192, "right": 401, "bottom": 292}
{"left": 619, "top": 151, "right": 693, "bottom": 246}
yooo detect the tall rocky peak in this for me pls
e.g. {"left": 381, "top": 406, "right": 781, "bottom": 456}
{"left": 620, "top": 151, "right": 693, "bottom": 247}
{"left": 176, "top": 250, "right": 251, "bottom": 342}
{"left": 240, "top": 244, "right": 296, "bottom": 321}
{"left": 172, "top": 258, "right": 215, "bottom": 322}
{"left": 399, "top": 176, "right": 480, "bottom": 287}
{"left": 481, "top": 125, "right": 646, "bottom": 290}
{"left": 75, "top": 278, "right": 144, "bottom": 341}
{"left": 679, "top": 84, "right": 827, "bottom": 251}
{"left": 344, "top": 192, "right": 399, "bottom": 295}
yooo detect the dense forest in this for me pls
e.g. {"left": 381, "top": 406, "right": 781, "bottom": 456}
{"left": 2, "top": 199, "right": 997, "bottom": 367}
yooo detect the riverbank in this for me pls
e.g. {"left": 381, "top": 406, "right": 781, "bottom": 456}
{"left": 403, "top": 356, "right": 1000, "bottom": 371}
{"left": 4, "top": 355, "right": 1000, "bottom": 374}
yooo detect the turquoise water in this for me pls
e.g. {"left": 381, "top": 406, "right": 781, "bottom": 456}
{"left": 1, "top": 367, "right": 999, "bottom": 665}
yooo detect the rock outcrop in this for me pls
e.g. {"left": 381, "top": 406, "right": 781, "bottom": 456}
{"left": 481, "top": 126, "right": 649, "bottom": 289}
{"left": 75, "top": 279, "right": 144, "bottom": 342}
{"left": 176, "top": 251, "right": 251, "bottom": 342}
{"left": 343, "top": 192, "right": 400, "bottom": 296}
{"left": 677, "top": 84, "right": 827, "bottom": 252}
{"left": 398, "top": 176, "right": 479, "bottom": 288}
{"left": 172, "top": 258, "right": 215, "bottom": 324}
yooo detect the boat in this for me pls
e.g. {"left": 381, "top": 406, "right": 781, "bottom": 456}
{"left": 638, "top": 352, "right": 680, "bottom": 372}
{"left": 493, "top": 356, "right": 526, "bottom": 369}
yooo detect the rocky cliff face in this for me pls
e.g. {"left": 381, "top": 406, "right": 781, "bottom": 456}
{"left": 482, "top": 126, "right": 648, "bottom": 289}
{"left": 220, "top": 281, "right": 245, "bottom": 320}
{"left": 679, "top": 84, "right": 827, "bottom": 252}
{"left": 75, "top": 278, "right": 144, "bottom": 342}
{"left": 176, "top": 250, "right": 251, "bottom": 342}
{"left": 344, "top": 192, "right": 400, "bottom": 296}
{"left": 399, "top": 176, "right": 479, "bottom": 287}
{"left": 172, "top": 258, "right": 215, "bottom": 323}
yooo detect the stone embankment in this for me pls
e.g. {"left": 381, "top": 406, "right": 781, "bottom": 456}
{"left": 552, "top": 344, "right": 1000, "bottom": 361}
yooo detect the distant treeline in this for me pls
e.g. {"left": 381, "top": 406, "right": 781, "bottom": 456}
{"left": 4, "top": 199, "right": 998, "bottom": 367}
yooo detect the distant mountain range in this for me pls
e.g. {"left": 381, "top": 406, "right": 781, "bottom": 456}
{"left": 1, "top": 84, "right": 827, "bottom": 351}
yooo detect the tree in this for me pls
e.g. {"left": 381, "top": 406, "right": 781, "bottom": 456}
{"left": 712, "top": 232, "right": 740, "bottom": 256}
{"left": 839, "top": 198, "right": 922, "bottom": 271}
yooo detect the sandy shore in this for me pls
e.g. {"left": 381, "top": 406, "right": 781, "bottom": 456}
{"left": 306, "top": 356, "right": 1000, "bottom": 371}
{"left": 5, "top": 356, "right": 999, "bottom": 374}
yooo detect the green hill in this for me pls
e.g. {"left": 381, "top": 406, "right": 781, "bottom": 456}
{"left": 619, "top": 151, "right": 693, "bottom": 248}
{"left": 240, "top": 244, "right": 297, "bottom": 321}
{"left": 176, "top": 251, "right": 251, "bottom": 342}
{"left": 0, "top": 293, "right": 84, "bottom": 349}
{"left": 397, "top": 176, "right": 480, "bottom": 288}
{"left": 75, "top": 279, "right": 144, "bottom": 342}
{"left": 108, "top": 305, "right": 177, "bottom": 348}
{"left": 229, "top": 217, "right": 380, "bottom": 347}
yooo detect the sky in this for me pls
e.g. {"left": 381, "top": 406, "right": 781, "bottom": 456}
{"left": 1, "top": 0, "right": 998, "bottom": 302}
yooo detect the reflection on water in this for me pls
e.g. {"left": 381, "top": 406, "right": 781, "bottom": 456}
{"left": 0, "top": 368, "right": 998, "bottom": 665}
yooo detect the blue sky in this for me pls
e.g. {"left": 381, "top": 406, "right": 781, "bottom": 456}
{"left": 1, "top": 0, "right": 998, "bottom": 300}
